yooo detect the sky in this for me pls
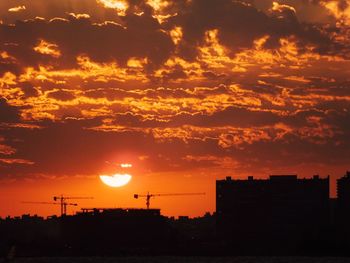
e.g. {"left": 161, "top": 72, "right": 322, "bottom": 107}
{"left": 1, "top": 0, "right": 350, "bottom": 218}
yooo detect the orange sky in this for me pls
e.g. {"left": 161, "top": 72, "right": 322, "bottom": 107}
{"left": 1, "top": 0, "right": 350, "bottom": 217}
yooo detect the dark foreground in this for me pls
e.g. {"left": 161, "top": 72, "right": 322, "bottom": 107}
{"left": 3, "top": 257, "right": 350, "bottom": 263}
{"left": 2, "top": 212, "right": 350, "bottom": 257}
{"left": 2, "top": 208, "right": 350, "bottom": 257}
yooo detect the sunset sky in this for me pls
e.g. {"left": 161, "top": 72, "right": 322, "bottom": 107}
{"left": 1, "top": 0, "right": 350, "bottom": 217}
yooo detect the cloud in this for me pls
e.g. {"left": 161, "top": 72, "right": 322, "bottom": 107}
{"left": 0, "top": 0, "right": 350, "bottom": 180}
{"left": 33, "top": 39, "right": 61, "bottom": 58}
{"left": 0, "top": 14, "right": 174, "bottom": 69}
{"left": 96, "top": 0, "right": 129, "bottom": 16}
{"left": 164, "top": 0, "right": 340, "bottom": 60}
{"left": 0, "top": 158, "right": 34, "bottom": 165}
{"left": 8, "top": 6, "right": 26, "bottom": 13}
{"left": 0, "top": 98, "right": 20, "bottom": 123}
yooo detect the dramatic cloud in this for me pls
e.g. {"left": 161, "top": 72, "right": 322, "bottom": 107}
{"left": 0, "top": 0, "right": 349, "bottom": 201}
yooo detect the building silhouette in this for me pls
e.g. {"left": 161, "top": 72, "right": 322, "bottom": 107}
{"left": 337, "top": 171, "right": 350, "bottom": 214}
{"left": 0, "top": 208, "right": 177, "bottom": 257}
{"left": 335, "top": 171, "right": 350, "bottom": 249}
{"left": 216, "top": 175, "right": 330, "bottom": 254}
{"left": 3, "top": 172, "right": 350, "bottom": 257}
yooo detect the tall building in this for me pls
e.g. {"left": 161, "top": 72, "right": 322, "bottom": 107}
{"left": 337, "top": 171, "right": 350, "bottom": 209}
{"left": 336, "top": 171, "right": 350, "bottom": 229}
{"left": 216, "top": 175, "right": 330, "bottom": 253}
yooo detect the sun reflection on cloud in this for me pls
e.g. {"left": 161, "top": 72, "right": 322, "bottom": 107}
{"left": 170, "top": 26, "right": 183, "bottom": 45}
{"left": 96, "top": 0, "right": 128, "bottom": 16}
{"left": 8, "top": 6, "right": 26, "bottom": 13}
{"left": 34, "top": 40, "right": 61, "bottom": 58}
{"left": 147, "top": 0, "right": 170, "bottom": 11}
{"left": 321, "top": 0, "right": 350, "bottom": 25}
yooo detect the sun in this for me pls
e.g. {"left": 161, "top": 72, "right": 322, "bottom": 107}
{"left": 100, "top": 173, "right": 132, "bottom": 187}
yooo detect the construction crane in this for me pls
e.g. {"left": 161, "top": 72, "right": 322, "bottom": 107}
{"left": 22, "top": 201, "right": 78, "bottom": 217}
{"left": 53, "top": 195, "right": 94, "bottom": 216}
{"left": 133, "top": 192, "right": 206, "bottom": 209}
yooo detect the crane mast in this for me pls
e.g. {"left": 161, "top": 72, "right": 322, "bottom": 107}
{"left": 134, "top": 192, "right": 205, "bottom": 209}
{"left": 53, "top": 195, "right": 93, "bottom": 216}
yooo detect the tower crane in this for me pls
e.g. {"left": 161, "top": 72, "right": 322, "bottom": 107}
{"left": 53, "top": 195, "right": 93, "bottom": 216}
{"left": 22, "top": 201, "right": 78, "bottom": 217}
{"left": 133, "top": 192, "right": 205, "bottom": 209}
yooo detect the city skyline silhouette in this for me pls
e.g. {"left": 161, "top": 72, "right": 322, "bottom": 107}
{"left": 1, "top": 0, "right": 350, "bottom": 218}
{"left": 1, "top": 172, "right": 350, "bottom": 257}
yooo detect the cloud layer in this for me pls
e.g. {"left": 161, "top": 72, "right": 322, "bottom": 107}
{"left": 1, "top": 0, "right": 350, "bottom": 183}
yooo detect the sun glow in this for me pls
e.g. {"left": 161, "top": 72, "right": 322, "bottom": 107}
{"left": 99, "top": 173, "right": 132, "bottom": 187}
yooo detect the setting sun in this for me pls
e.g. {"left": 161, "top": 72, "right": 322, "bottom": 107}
{"left": 99, "top": 173, "right": 132, "bottom": 187}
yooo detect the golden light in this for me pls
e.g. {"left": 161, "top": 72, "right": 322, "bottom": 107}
{"left": 96, "top": 0, "right": 128, "bottom": 16}
{"left": 99, "top": 173, "right": 132, "bottom": 187}
{"left": 170, "top": 26, "right": 183, "bottom": 45}
{"left": 127, "top": 58, "right": 147, "bottom": 68}
{"left": 8, "top": 6, "right": 26, "bottom": 12}
{"left": 271, "top": 2, "right": 296, "bottom": 13}
{"left": 321, "top": 1, "right": 350, "bottom": 25}
{"left": 34, "top": 40, "right": 61, "bottom": 58}
{"left": 146, "top": 0, "right": 169, "bottom": 11}
{"left": 120, "top": 163, "right": 132, "bottom": 168}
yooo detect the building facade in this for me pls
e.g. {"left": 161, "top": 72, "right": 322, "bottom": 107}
{"left": 336, "top": 171, "right": 350, "bottom": 243}
{"left": 337, "top": 171, "right": 350, "bottom": 210}
{"left": 216, "top": 175, "right": 330, "bottom": 253}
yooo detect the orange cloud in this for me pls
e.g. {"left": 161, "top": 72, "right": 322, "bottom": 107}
{"left": 170, "top": 26, "right": 183, "bottom": 45}
{"left": 33, "top": 39, "right": 61, "bottom": 58}
{"left": 96, "top": 0, "right": 128, "bottom": 16}
{"left": 0, "top": 0, "right": 350, "bottom": 191}
{"left": 271, "top": 2, "right": 296, "bottom": 14}
{"left": 0, "top": 158, "right": 34, "bottom": 165}
{"left": 147, "top": 0, "right": 170, "bottom": 11}
{"left": 8, "top": 5, "right": 26, "bottom": 13}
{"left": 0, "top": 138, "right": 16, "bottom": 155}
{"left": 321, "top": 0, "right": 350, "bottom": 25}
{"left": 0, "top": 72, "right": 17, "bottom": 87}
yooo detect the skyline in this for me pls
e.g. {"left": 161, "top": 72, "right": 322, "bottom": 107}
{"left": 0, "top": 172, "right": 344, "bottom": 218}
{"left": 1, "top": 0, "right": 350, "bottom": 217}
